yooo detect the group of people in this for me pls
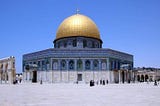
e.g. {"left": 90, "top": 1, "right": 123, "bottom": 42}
{"left": 13, "top": 75, "right": 22, "bottom": 84}
{"left": 90, "top": 80, "right": 109, "bottom": 87}
{"left": 154, "top": 80, "right": 159, "bottom": 86}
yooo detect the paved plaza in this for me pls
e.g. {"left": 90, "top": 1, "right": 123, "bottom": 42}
{"left": 0, "top": 82, "right": 160, "bottom": 106}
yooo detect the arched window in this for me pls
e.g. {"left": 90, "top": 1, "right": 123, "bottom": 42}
{"left": 61, "top": 60, "right": 66, "bottom": 70}
{"left": 37, "top": 61, "right": 41, "bottom": 70}
{"left": 12, "top": 61, "right": 15, "bottom": 68}
{"left": 46, "top": 59, "right": 50, "bottom": 70}
{"left": 52, "top": 60, "right": 58, "bottom": 70}
{"left": 73, "top": 39, "right": 77, "bottom": 47}
{"left": 145, "top": 75, "right": 149, "bottom": 82}
{"left": 94, "top": 42, "right": 98, "bottom": 48}
{"left": 87, "top": 41, "right": 92, "bottom": 48}
{"left": 25, "top": 64, "right": 30, "bottom": 70}
{"left": 69, "top": 60, "right": 74, "bottom": 70}
{"left": 68, "top": 40, "right": 72, "bottom": 46}
{"left": 42, "top": 60, "right": 45, "bottom": 71}
{"left": 93, "top": 60, "right": 99, "bottom": 70}
{"left": 83, "top": 40, "right": 87, "bottom": 48}
{"left": 77, "top": 60, "right": 83, "bottom": 70}
{"left": 58, "top": 42, "right": 60, "bottom": 48}
{"left": 102, "top": 62, "right": 106, "bottom": 70}
{"left": 64, "top": 41, "right": 67, "bottom": 47}
{"left": 85, "top": 60, "right": 91, "bottom": 70}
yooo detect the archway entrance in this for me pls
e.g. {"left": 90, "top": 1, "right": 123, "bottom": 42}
{"left": 77, "top": 74, "right": 82, "bottom": 81}
{"left": 141, "top": 75, "right": 144, "bottom": 82}
{"left": 137, "top": 75, "right": 140, "bottom": 82}
{"left": 32, "top": 71, "right": 37, "bottom": 83}
{"left": 145, "top": 75, "right": 149, "bottom": 82}
{"left": 122, "top": 71, "right": 125, "bottom": 83}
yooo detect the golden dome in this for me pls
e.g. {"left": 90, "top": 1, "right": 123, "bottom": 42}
{"left": 55, "top": 14, "right": 101, "bottom": 40}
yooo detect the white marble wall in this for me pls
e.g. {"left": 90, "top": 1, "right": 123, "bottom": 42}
{"left": 61, "top": 71, "right": 68, "bottom": 83}
{"left": 53, "top": 71, "right": 61, "bottom": 82}
{"left": 23, "top": 71, "right": 31, "bottom": 82}
{"left": 84, "top": 71, "right": 93, "bottom": 83}
{"left": 68, "top": 71, "right": 77, "bottom": 82}
{"left": 23, "top": 70, "right": 115, "bottom": 83}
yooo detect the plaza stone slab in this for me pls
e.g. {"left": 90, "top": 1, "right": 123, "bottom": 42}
{"left": 0, "top": 83, "right": 160, "bottom": 106}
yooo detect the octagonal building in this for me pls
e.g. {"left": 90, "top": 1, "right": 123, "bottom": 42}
{"left": 23, "top": 13, "right": 133, "bottom": 83}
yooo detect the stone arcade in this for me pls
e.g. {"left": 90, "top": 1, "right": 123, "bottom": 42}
{"left": 23, "top": 13, "right": 133, "bottom": 83}
{"left": 0, "top": 56, "right": 16, "bottom": 84}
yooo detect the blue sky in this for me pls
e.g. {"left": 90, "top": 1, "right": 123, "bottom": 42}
{"left": 0, "top": 0, "right": 160, "bottom": 73}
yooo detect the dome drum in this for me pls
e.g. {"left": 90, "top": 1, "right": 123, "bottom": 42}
{"left": 54, "top": 36, "right": 102, "bottom": 49}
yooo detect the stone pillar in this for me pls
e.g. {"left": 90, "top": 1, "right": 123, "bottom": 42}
{"left": 99, "top": 59, "right": 102, "bottom": 71}
{"left": 91, "top": 60, "right": 93, "bottom": 70}
{"left": 98, "top": 59, "right": 102, "bottom": 81}
{"left": 74, "top": 59, "right": 77, "bottom": 81}
{"left": 50, "top": 59, "right": 53, "bottom": 83}
{"left": 74, "top": 59, "right": 77, "bottom": 71}
{"left": 83, "top": 59, "right": 85, "bottom": 71}
{"left": 58, "top": 60, "right": 61, "bottom": 82}
{"left": 119, "top": 70, "right": 121, "bottom": 83}
{"left": 82, "top": 59, "right": 85, "bottom": 82}
{"left": 132, "top": 70, "right": 135, "bottom": 82}
{"left": 111, "top": 60, "right": 114, "bottom": 70}
{"left": 90, "top": 60, "right": 94, "bottom": 80}
{"left": 58, "top": 60, "right": 61, "bottom": 70}
{"left": 116, "top": 61, "right": 118, "bottom": 70}
{"left": 0, "top": 70, "right": 2, "bottom": 84}
{"left": 106, "top": 58, "right": 109, "bottom": 71}
{"left": 66, "top": 60, "right": 69, "bottom": 71}
{"left": 27, "top": 71, "right": 30, "bottom": 81}
{"left": 8, "top": 70, "right": 10, "bottom": 84}
{"left": 108, "top": 60, "right": 112, "bottom": 83}
{"left": 66, "top": 59, "right": 69, "bottom": 82}
{"left": 114, "top": 60, "right": 116, "bottom": 70}
{"left": 4, "top": 71, "right": 7, "bottom": 83}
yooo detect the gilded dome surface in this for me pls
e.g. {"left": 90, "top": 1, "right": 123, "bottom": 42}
{"left": 55, "top": 14, "right": 101, "bottom": 40}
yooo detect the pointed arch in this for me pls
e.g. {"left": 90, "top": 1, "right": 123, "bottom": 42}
{"left": 93, "top": 60, "right": 99, "bottom": 70}
{"left": 52, "top": 60, "right": 58, "bottom": 70}
{"left": 61, "top": 60, "right": 66, "bottom": 70}
{"left": 85, "top": 60, "right": 91, "bottom": 70}
{"left": 69, "top": 60, "right": 74, "bottom": 70}
{"left": 77, "top": 59, "right": 83, "bottom": 70}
